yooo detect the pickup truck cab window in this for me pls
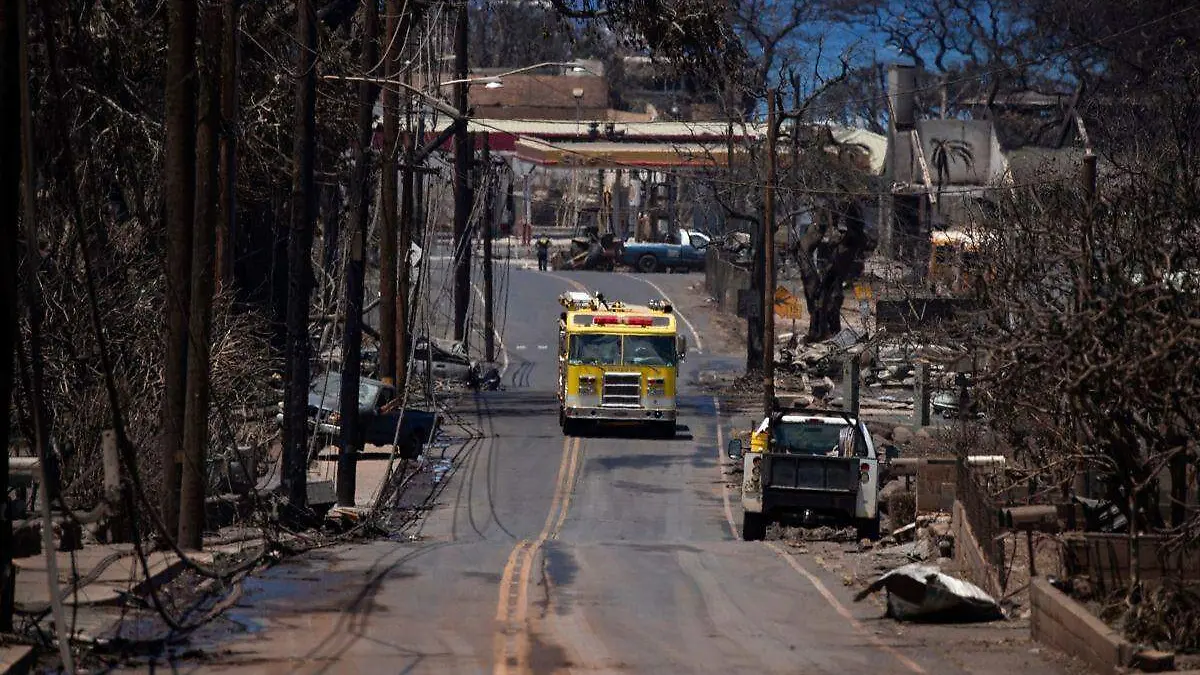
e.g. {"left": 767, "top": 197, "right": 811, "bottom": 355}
{"left": 772, "top": 422, "right": 847, "bottom": 455}
{"left": 768, "top": 417, "right": 868, "bottom": 457}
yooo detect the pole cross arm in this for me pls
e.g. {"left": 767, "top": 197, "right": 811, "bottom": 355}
{"left": 413, "top": 118, "right": 466, "bottom": 165}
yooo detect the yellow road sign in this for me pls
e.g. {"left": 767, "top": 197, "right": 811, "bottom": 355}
{"left": 774, "top": 286, "right": 804, "bottom": 319}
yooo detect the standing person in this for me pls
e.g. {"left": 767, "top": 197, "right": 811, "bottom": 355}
{"left": 535, "top": 235, "right": 551, "bottom": 271}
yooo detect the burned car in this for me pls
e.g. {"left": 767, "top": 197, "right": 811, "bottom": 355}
{"left": 276, "top": 371, "right": 438, "bottom": 458}
{"left": 411, "top": 337, "right": 478, "bottom": 382}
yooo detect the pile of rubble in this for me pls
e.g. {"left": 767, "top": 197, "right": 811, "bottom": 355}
{"left": 773, "top": 330, "right": 978, "bottom": 415}
{"left": 875, "top": 513, "right": 955, "bottom": 564}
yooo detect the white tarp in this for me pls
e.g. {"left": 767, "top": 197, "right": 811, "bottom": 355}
{"left": 854, "top": 563, "right": 1002, "bottom": 622}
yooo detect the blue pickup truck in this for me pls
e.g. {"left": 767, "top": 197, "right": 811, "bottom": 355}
{"left": 620, "top": 229, "right": 712, "bottom": 273}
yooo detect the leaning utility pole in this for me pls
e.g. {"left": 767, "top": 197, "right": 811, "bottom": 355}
{"left": 179, "top": 6, "right": 223, "bottom": 549}
{"left": 283, "top": 0, "right": 318, "bottom": 509}
{"left": 452, "top": 2, "right": 472, "bottom": 342}
{"left": 161, "top": 0, "right": 198, "bottom": 541}
{"left": 336, "top": 0, "right": 379, "bottom": 508}
{"left": 0, "top": 0, "right": 20, "bottom": 632}
{"left": 481, "top": 134, "right": 495, "bottom": 363}
{"left": 762, "top": 89, "right": 779, "bottom": 415}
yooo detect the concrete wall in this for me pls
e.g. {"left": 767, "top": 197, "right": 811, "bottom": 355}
{"left": 1031, "top": 577, "right": 1133, "bottom": 675}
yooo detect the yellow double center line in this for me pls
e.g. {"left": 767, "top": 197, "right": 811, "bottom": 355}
{"left": 493, "top": 436, "right": 583, "bottom": 675}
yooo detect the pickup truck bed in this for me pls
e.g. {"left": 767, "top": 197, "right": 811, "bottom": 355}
{"left": 760, "top": 454, "right": 861, "bottom": 515}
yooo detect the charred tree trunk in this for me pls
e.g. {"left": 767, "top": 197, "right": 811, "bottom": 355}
{"left": 795, "top": 202, "right": 868, "bottom": 342}
{"left": 179, "top": 6, "right": 222, "bottom": 550}
{"left": 216, "top": 0, "right": 239, "bottom": 295}
{"left": 283, "top": 0, "right": 318, "bottom": 509}
{"left": 161, "top": 0, "right": 198, "bottom": 540}
{"left": 0, "top": 0, "right": 20, "bottom": 632}
{"left": 336, "top": 0, "right": 378, "bottom": 507}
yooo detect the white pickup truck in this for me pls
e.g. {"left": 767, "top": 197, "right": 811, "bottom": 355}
{"left": 727, "top": 407, "right": 881, "bottom": 541}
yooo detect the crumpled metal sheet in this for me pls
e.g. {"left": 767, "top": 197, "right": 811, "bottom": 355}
{"left": 854, "top": 563, "right": 1003, "bottom": 622}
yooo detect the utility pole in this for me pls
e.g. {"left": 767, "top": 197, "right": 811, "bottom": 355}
{"left": 481, "top": 134, "right": 495, "bottom": 363}
{"left": 523, "top": 171, "right": 533, "bottom": 242}
{"left": 1, "top": 0, "right": 20, "bottom": 632}
{"left": 336, "top": 0, "right": 379, "bottom": 508}
{"left": 397, "top": 47, "right": 419, "bottom": 393}
{"left": 161, "top": 0, "right": 198, "bottom": 541}
{"left": 283, "top": 0, "right": 318, "bottom": 510}
{"left": 762, "top": 89, "right": 778, "bottom": 415}
{"left": 378, "top": 0, "right": 403, "bottom": 384}
{"left": 215, "top": 0, "right": 239, "bottom": 293}
{"left": 179, "top": 6, "right": 223, "bottom": 549}
{"left": 452, "top": 2, "right": 472, "bottom": 343}
{"left": 597, "top": 168, "right": 606, "bottom": 233}
{"left": 16, "top": 0, "right": 71, "bottom": 664}
{"left": 613, "top": 169, "right": 624, "bottom": 238}
{"left": 746, "top": 213, "right": 764, "bottom": 372}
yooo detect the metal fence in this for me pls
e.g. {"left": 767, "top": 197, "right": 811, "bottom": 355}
{"left": 956, "top": 458, "right": 1007, "bottom": 586}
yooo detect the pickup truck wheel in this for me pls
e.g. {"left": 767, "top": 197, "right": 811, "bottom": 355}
{"left": 637, "top": 253, "right": 659, "bottom": 273}
{"left": 856, "top": 516, "right": 881, "bottom": 540}
{"left": 741, "top": 511, "right": 768, "bottom": 541}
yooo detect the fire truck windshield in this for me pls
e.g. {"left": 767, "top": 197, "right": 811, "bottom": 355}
{"left": 568, "top": 334, "right": 676, "bottom": 366}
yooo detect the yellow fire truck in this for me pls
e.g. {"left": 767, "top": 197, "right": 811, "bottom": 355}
{"left": 557, "top": 291, "right": 687, "bottom": 438}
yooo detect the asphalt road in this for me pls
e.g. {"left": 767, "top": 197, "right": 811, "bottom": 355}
{"left": 174, "top": 268, "right": 1068, "bottom": 675}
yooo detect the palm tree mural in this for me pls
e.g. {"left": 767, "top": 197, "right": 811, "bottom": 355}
{"left": 929, "top": 138, "right": 975, "bottom": 200}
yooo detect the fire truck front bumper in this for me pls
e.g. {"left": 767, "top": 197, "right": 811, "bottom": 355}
{"left": 563, "top": 406, "right": 677, "bottom": 423}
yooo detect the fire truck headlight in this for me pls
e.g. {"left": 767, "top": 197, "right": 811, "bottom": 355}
{"left": 647, "top": 377, "right": 665, "bottom": 396}
{"left": 578, "top": 376, "right": 597, "bottom": 395}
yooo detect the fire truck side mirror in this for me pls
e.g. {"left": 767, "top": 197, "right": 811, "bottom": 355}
{"left": 726, "top": 439, "right": 743, "bottom": 461}
{"left": 677, "top": 335, "right": 687, "bottom": 360}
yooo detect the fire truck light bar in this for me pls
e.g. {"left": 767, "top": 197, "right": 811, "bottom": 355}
{"left": 592, "top": 315, "right": 653, "bottom": 326}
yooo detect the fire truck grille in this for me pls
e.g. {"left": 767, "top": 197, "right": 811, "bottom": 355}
{"left": 602, "top": 373, "right": 641, "bottom": 407}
